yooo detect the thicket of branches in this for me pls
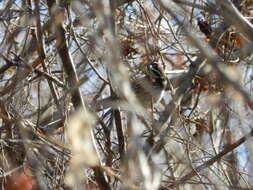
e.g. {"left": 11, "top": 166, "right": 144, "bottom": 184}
{"left": 1, "top": 0, "right": 253, "bottom": 189}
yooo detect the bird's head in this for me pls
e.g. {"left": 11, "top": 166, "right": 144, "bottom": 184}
{"left": 146, "top": 62, "right": 167, "bottom": 88}
{"left": 197, "top": 16, "right": 203, "bottom": 22}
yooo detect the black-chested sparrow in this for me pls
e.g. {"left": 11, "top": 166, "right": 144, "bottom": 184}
{"left": 93, "top": 62, "right": 167, "bottom": 111}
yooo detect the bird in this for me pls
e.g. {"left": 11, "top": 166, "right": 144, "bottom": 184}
{"left": 93, "top": 62, "right": 167, "bottom": 111}
{"left": 197, "top": 17, "right": 212, "bottom": 38}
